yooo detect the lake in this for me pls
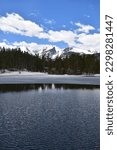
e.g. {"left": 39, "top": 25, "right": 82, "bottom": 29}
{"left": 0, "top": 84, "right": 100, "bottom": 150}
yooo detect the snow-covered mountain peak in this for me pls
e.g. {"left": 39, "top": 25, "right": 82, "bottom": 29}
{"left": 0, "top": 43, "right": 98, "bottom": 59}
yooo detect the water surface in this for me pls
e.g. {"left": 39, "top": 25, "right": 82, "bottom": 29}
{"left": 0, "top": 84, "right": 100, "bottom": 150}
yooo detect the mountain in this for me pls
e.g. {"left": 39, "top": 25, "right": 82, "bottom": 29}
{"left": 0, "top": 45, "right": 99, "bottom": 59}
{"left": 17, "top": 46, "right": 98, "bottom": 59}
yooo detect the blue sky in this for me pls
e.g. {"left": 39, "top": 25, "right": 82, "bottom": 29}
{"left": 0, "top": 0, "right": 100, "bottom": 51}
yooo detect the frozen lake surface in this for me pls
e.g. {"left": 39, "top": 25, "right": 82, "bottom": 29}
{"left": 0, "top": 73, "right": 100, "bottom": 85}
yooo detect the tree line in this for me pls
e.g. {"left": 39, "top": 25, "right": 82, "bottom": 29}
{"left": 0, "top": 47, "right": 100, "bottom": 74}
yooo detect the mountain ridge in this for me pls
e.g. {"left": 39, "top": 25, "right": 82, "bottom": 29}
{"left": 0, "top": 45, "right": 99, "bottom": 59}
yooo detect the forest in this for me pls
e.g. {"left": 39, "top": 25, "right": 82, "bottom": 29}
{"left": 0, "top": 47, "right": 100, "bottom": 75}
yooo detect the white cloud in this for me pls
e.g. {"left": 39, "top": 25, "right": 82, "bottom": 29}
{"left": 75, "top": 33, "right": 100, "bottom": 52}
{"left": 47, "top": 29, "right": 100, "bottom": 52}
{"left": 48, "top": 30, "right": 78, "bottom": 47}
{"left": 0, "top": 13, "right": 48, "bottom": 39}
{"left": 75, "top": 22, "right": 95, "bottom": 33}
{"left": 0, "top": 32, "right": 100, "bottom": 54}
{"left": 0, "top": 13, "right": 100, "bottom": 53}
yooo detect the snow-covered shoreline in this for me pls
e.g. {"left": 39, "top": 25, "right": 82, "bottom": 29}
{"left": 0, "top": 71, "right": 47, "bottom": 76}
{"left": 0, "top": 71, "right": 100, "bottom": 77}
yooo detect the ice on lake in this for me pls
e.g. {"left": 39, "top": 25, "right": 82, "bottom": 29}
{"left": 0, "top": 72, "right": 100, "bottom": 85}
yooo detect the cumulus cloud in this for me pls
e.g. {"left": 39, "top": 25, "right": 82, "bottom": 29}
{"left": 76, "top": 33, "right": 100, "bottom": 52}
{"left": 0, "top": 13, "right": 48, "bottom": 39}
{"left": 75, "top": 22, "right": 95, "bottom": 33}
{"left": 48, "top": 30, "right": 78, "bottom": 47}
{"left": 0, "top": 13, "right": 100, "bottom": 52}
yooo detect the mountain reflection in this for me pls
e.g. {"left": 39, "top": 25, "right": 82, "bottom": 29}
{"left": 0, "top": 84, "right": 99, "bottom": 92}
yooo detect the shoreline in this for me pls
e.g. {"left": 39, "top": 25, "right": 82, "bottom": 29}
{"left": 0, "top": 71, "right": 100, "bottom": 77}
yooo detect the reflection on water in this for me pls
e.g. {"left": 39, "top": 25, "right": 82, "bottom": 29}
{"left": 0, "top": 84, "right": 100, "bottom": 150}
{"left": 0, "top": 84, "right": 99, "bottom": 92}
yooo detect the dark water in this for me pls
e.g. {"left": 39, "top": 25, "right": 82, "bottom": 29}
{"left": 0, "top": 84, "right": 100, "bottom": 150}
